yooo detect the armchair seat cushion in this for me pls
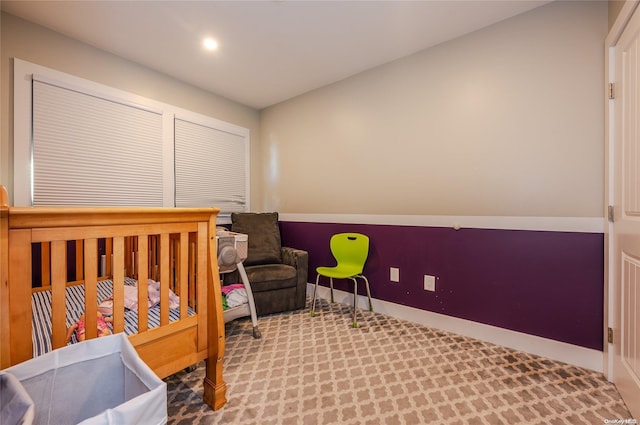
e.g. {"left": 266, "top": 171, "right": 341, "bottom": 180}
{"left": 244, "top": 264, "right": 297, "bottom": 292}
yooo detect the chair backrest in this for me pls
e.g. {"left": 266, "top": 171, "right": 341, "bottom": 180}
{"left": 330, "top": 233, "right": 369, "bottom": 274}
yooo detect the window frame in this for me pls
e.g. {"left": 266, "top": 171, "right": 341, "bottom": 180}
{"left": 174, "top": 115, "right": 249, "bottom": 213}
{"left": 13, "top": 58, "right": 250, "bottom": 220}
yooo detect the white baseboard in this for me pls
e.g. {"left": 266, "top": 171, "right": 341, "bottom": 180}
{"left": 307, "top": 283, "right": 604, "bottom": 372}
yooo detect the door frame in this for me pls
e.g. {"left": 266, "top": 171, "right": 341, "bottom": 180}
{"left": 605, "top": 0, "right": 640, "bottom": 380}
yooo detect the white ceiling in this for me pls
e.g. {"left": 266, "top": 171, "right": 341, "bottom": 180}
{"left": 1, "top": 0, "right": 550, "bottom": 110}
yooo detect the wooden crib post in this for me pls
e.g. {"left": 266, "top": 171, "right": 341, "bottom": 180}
{"left": 1, "top": 186, "right": 35, "bottom": 365}
{"left": 7, "top": 228, "right": 34, "bottom": 364}
{"left": 203, "top": 213, "right": 227, "bottom": 410}
{"left": 0, "top": 186, "right": 9, "bottom": 368}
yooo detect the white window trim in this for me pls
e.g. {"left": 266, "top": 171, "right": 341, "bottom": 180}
{"left": 13, "top": 58, "right": 250, "bottom": 218}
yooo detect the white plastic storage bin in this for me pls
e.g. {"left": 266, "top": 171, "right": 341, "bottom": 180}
{"left": 0, "top": 370, "right": 35, "bottom": 425}
{"left": 1, "top": 333, "right": 167, "bottom": 425}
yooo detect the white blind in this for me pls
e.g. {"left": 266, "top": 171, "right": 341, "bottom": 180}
{"left": 174, "top": 118, "right": 247, "bottom": 213}
{"left": 32, "top": 79, "right": 164, "bottom": 206}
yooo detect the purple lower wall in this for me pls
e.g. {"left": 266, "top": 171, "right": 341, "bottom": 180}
{"left": 280, "top": 221, "right": 604, "bottom": 351}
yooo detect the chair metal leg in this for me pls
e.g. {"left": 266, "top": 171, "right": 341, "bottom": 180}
{"left": 360, "top": 275, "right": 373, "bottom": 311}
{"left": 237, "top": 262, "right": 261, "bottom": 338}
{"left": 329, "top": 277, "right": 334, "bottom": 303}
{"left": 311, "top": 274, "right": 321, "bottom": 317}
{"left": 351, "top": 277, "right": 359, "bottom": 328}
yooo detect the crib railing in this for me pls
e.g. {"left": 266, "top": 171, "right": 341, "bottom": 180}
{"left": 2, "top": 203, "right": 224, "bottom": 375}
{"left": 35, "top": 234, "right": 199, "bottom": 313}
{"left": 32, "top": 235, "right": 196, "bottom": 348}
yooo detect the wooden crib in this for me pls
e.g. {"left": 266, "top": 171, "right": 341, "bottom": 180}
{"left": 0, "top": 186, "right": 227, "bottom": 410}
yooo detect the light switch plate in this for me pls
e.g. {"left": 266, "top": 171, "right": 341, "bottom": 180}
{"left": 424, "top": 275, "right": 436, "bottom": 291}
{"left": 390, "top": 267, "right": 400, "bottom": 282}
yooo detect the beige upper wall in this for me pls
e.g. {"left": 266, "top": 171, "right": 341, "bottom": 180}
{"left": 260, "top": 1, "right": 607, "bottom": 217}
{"left": 1, "top": 2, "right": 608, "bottom": 217}
{"left": 0, "top": 12, "right": 261, "bottom": 207}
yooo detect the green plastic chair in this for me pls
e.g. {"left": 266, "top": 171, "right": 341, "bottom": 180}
{"left": 310, "top": 233, "right": 373, "bottom": 327}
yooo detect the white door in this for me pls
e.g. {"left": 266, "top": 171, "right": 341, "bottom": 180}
{"left": 611, "top": 3, "right": 640, "bottom": 418}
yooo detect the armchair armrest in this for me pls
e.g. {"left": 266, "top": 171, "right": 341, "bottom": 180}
{"left": 281, "top": 246, "right": 307, "bottom": 269}
{"left": 281, "top": 247, "right": 309, "bottom": 309}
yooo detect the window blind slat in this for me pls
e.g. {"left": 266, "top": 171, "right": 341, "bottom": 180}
{"left": 33, "top": 80, "right": 163, "bottom": 207}
{"left": 174, "top": 118, "right": 247, "bottom": 212}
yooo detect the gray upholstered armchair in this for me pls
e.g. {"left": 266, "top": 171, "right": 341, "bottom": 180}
{"left": 225, "top": 212, "right": 308, "bottom": 316}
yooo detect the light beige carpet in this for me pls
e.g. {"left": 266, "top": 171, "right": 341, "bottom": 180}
{"left": 166, "top": 299, "right": 633, "bottom": 424}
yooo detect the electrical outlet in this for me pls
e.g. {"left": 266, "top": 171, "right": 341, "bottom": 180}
{"left": 390, "top": 267, "right": 400, "bottom": 282}
{"left": 424, "top": 275, "right": 436, "bottom": 291}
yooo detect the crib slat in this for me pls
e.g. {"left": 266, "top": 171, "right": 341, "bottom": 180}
{"left": 112, "top": 236, "right": 125, "bottom": 334}
{"left": 160, "top": 233, "right": 170, "bottom": 326}
{"left": 84, "top": 238, "right": 98, "bottom": 340}
{"left": 41, "top": 243, "right": 50, "bottom": 287}
{"left": 170, "top": 236, "right": 176, "bottom": 293}
{"left": 124, "top": 236, "right": 136, "bottom": 278}
{"left": 189, "top": 239, "right": 196, "bottom": 308}
{"left": 179, "top": 232, "right": 188, "bottom": 318}
{"left": 138, "top": 235, "right": 149, "bottom": 333}
{"left": 105, "top": 237, "right": 113, "bottom": 277}
{"left": 150, "top": 235, "right": 158, "bottom": 281}
{"left": 75, "top": 240, "right": 84, "bottom": 282}
{"left": 51, "top": 241, "right": 67, "bottom": 350}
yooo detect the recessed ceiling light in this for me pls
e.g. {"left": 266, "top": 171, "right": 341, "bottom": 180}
{"left": 203, "top": 37, "right": 218, "bottom": 51}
